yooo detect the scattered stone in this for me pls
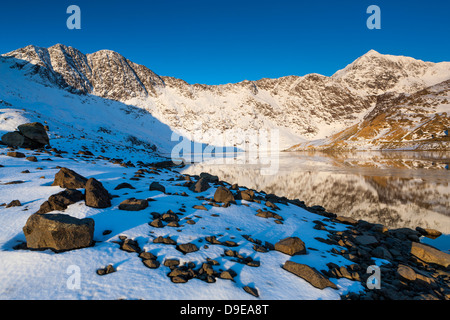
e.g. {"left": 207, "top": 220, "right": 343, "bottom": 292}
{"left": 96, "top": 264, "right": 116, "bottom": 276}
{"left": 139, "top": 251, "right": 157, "bottom": 260}
{"left": 213, "top": 186, "right": 235, "bottom": 203}
{"left": 6, "top": 200, "right": 22, "bottom": 208}
{"left": 164, "top": 259, "right": 180, "bottom": 268}
{"left": 243, "top": 285, "right": 259, "bottom": 297}
{"left": 114, "top": 182, "right": 135, "bottom": 190}
{"left": 37, "top": 189, "right": 84, "bottom": 213}
{"left": 397, "top": 264, "right": 417, "bottom": 282}
{"left": 193, "top": 205, "right": 208, "bottom": 211}
{"left": 335, "top": 216, "right": 358, "bottom": 226}
{"left": 6, "top": 151, "right": 26, "bottom": 158}
{"left": 85, "top": 178, "right": 111, "bottom": 208}
{"left": 189, "top": 178, "right": 210, "bottom": 193}
{"left": 274, "top": 237, "right": 307, "bottom": 256}
{"left": 219, "top": 269, "right": 237, "bottom": 280}
{"left": 415, "top": 227, "right": 442, "bottom": 239}
{"left": 176, "top": 243, "right": 199, "bottom": 254}
{"left": 153, "top": 236, "right": 177, "bottom": 245}
{"left": 26, "top": 156, "right": 38, "bottom": 162}
{"left": 143, "top": 259, "right": 160, "bottom": 269}
{"left": 118, "top": 198, "right": 148, "bottom": 211}
{"left": 282, "top": 261, "right": 337, "bottom": 290}
{"left": 23, "top": 213, "right": 94, "bottom": 251}
{"left": 149, "top": 181, "right": 165, "bottom": 193}
{"left": 410, "top": 242, "right": 450, "bottom": 268}
{"left": 240, "top": 190, "right": 254, "bottom": 201}
{"left": 120, "top": 238, "right": 141, "bottom": 253}
{"left": 149, "top": 218, "right": 164, "bottom": 228}
{"left": 52, "top": 167, "right": 88, "bottom": 189}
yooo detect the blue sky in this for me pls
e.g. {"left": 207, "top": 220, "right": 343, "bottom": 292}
{"left": 0, "top": 0, "right": 449, "bottom": 84}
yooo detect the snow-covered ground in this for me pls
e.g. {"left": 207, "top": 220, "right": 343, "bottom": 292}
{"left": 0, "top": 146, "right": 364, "bottom": 300}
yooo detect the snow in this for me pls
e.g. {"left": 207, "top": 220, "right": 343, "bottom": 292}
{"left": 0, "top": 148, "right": 364, "bottom": 300}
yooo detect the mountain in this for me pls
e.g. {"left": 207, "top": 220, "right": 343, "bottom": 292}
{"left": 2, "top": 44, "right": 450, "bottom": 152}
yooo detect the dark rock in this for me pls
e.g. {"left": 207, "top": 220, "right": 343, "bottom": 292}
{"left": 282, "top": 261, "right": 338, "bottom": 290}
{"left": 18, "top": 122, "right": 49, "bottom": 146}
{"left": 274, "top": 237, "right": 307, "bottom": 256}
{"left": 415, "top": 227, "right": 442, "bottom": 239}
{"left": 335, "top": 216, "right": 358, "bottom": 226}
{"left": 114, "top": 182, "right": 135, "bottom": 190}
{"left": 85, "top": 178, "right": 111, "bottom": 208}
{"left": 6, "top": 151, "right": 26, "bottom": 158}
{"left": 213, "top": 186, "right": 235, "bottom": 203}
{"left": 2, "top": 132, "right": 25, "bottom": 148}
{"left": 37, "top": 189, "right": 84, "bottom": 213}
{"left": 26, "top": 156, "right": 38, "bottom": 162}
{"left": 139, "top": 251, "right": 157, "bottom": 260}
{"left": 6, "top": 200, "right": 22, "bottom": 208}
{"left": 176, "top": 243, "right": 199, "bottom": 254}
{"left": 97, "top": 264, "right": 115, "bottom": 275}
{"left": 118, "top": 198, "right": 148, "bottom": 211}
{"left": 149, "top": 218, "right": 164, "bottom": 228}
{"left": 189, "top": 178, "right": 210, "bottom": 193}
{"left": 240, "top": 190, "right": 255, "bottom": 201}
{"left": 121, "top": 238, "right": 141, "bottom": 253}
{"left": 149, "top": 181, "right": 165, "bottom": 193}
{"left": 23, "top": 213, "right": 94, "bottom": 251}
{"left": 199, "top": 172, "right": 219, "bottom": 183}
{"left": 52, "top": 167, "right": 88, "bottom": 189}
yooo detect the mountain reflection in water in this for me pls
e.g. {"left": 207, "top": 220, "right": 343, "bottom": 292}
{"left": 182, "top": 151, "right": 450, "bottom": 233}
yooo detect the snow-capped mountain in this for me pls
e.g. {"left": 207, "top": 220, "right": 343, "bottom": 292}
{"left": 2, "top": 44, "right": 450, "bottom": 151}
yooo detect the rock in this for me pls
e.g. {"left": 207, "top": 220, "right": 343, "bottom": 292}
{"left": 139, "top": 251, "right": 157, "bottom": 260}
{"left": 143, "top": 259, "right": 160, "bottom": 269}
{"left": 335, "top": 216, "right": 358, "bottom": 226}
{"left": 7, "top": 151, "right": 26, "bottom": 158}
{"left": 18, "top": 122, "right": 50, "bottom": 146}
{"left": 397, "top": 264, "right": 417, "bottom": 282}
{"left": 23, "top": 213, "right": 94, "bottom": 251}
{"left": 213, "top": 186, "right": 235, "bottom": 203}
{"left": 354, "top": 235, "right": 378, "bottom": 246}
{"left": 6, "top": 200, "right": 22, "bottom": 208}
{"left": 96, "top": 264, "right": 116, "bottom": 276}
{"left": 52, "top": 167, "right": 88, "bottom": 189}
{"left": 243, "top": 286, "right": 259, "bottom": 297}
{"left": 265, "top": 201, "right": 279, "bottom": 210}
{"left": 189, "top": 178, "right": 210, "bottom": 193}
{"left": 2, "top": 132, "right": 25, "bottom": 147}
{"left": 193, "top": 205, "right": 208, "bottom": 211}
{"left": 410, "top": 242, "right": 450, "bottom": 268}
{"left": 118, "top": 198, "right": 148, "bottom": 211}
{"left": 282, "top": 261, "right": 338, "bottom": 290}
{"left": 199, "top": 172, "right": 219, "bottom": 183}
{"left": 274, "top": 237, "right": 307, "bottom": 256}
{"left": 121, "top": 238, "right": 141, "bottom": 253}
{"left": 114, "top": 182, "right": 135, "bottom": 190}
{"left": 371, "top": 246, "right": 393, "bottom": 261}
{"left": 164, "top": 259, "right": 180, "bottom": 268}
{"left": 220, "top": 269, "right": 237, "bottom": 280}
{"left": 161, "top": 211, "right": 179, "bottom": 222}
{"left": 240, "top": 190, "right": 254, "bottom": 201}
{"left": 176, "top": 243, "right": 199, "bottom": 254}
{"left": 149, "top": 181, "right": 165, "bottom": 193}
{"left": 153, "top": 236, "right": 177, "bottom": 245}
{"left": 37, "top": 189, "right": 84, "bottom": 213}
{"left": 85, "top": 178, "right": 111, "bottom": 208}
{"left": 26, "top": 156, "right": 38, "bottom": 162}
{"left": 149, "top": 218, "right": 164, "bottom": 228}
{"left": 415, "top": 227, "right": 442, "bottom": 239}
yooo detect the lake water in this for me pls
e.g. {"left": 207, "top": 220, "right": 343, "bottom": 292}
{"left": 181, "top": 151, "right": 450, "bottom": 238}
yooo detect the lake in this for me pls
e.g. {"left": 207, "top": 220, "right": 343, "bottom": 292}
{"left": 181, "top": 151, "right": 450, "bottom": 239}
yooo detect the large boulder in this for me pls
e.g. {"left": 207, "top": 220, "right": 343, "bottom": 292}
{"left": 410, "top": 242, "right": 450, "bottom": 268}
{"left": 282, "top": 261, "right": 337, "bottom": 290}
{"left": 1, "top": 132, "right": 25, "bottom": 148}
{"left": 17, "top": 122, "right": 49, "bottom": 146}
{"left": 85, "top": 178, "right": 111, "bottom": 208}
{"left": 189, "top": 178, "right": 210, "bottom": 193}
{"left": 23, "top": 213, "right": 94, "bottom": 251}
{"left": 214, "top": 186, "right": 235, "bottom": 203}
{"left": 52, "top": 167, "right": 88, "bottom": 189}
{"left": 275, "top": 237, "right": 307, "bottom": 256}
{"left": 37, "top": 189, "right": 85, "bottom": 214}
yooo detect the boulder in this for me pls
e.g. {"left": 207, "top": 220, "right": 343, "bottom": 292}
{"left": 17, "top": 122, "right": 49, "bottom": 146}
{"left": 176, "top": 243, "right": 199, "bottom": 254}
{"left": 189, "top": 178, "right": 210, "bottom": 193}
{"left": 214, "top": 186, "right": 235, "bottom": 203}
{"left": 118, "top": 198, "right": 149, "bottom": 211}
{"left": 199, "top": 172, "right": 219, "bottom": 183}
{"left": 6, "top": 200, "right": 22, "bottom": 208}
{"left": 282, "top": 261, "right": 338, "bottom": 290}
{"left": 274, "top": 237, "right": 307, "bottom": 256}
{"left": 415, "top": 227, "right": 442, "bottom": 239}
{"left": 37, "top": 189, "right": 84, "bottom": 214}
{"left": 85, "top": 178, "right": 111, "bottom": 208}
{"left": 410, "top": 242, "right": 450, "bottom": 268}
{"left": 6, "top": 151, "right": 26, "bottom": 158}
{"left": 149, "top": 181, "right": 165, "bottom": 193}
{"left": 23, "top": 213, "right": 94, "bottom": 251}
{"left": 52, "top": 168, "right": 88, "bottom": 189}
{"left": 240, "top": 189, "right": 255, "bottom": 201}
{"left": 2, "top": 132, "right": 25, "bottom": 148}
{"left": 114, "top": 182, "right": 135, "bottom": 190}
{"left": 397, "top": 264, "right": 417, "bottom": 282}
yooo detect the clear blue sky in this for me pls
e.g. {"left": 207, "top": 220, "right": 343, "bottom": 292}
{"left": 0, "top": 0, "right": 449, "bottom": 84}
